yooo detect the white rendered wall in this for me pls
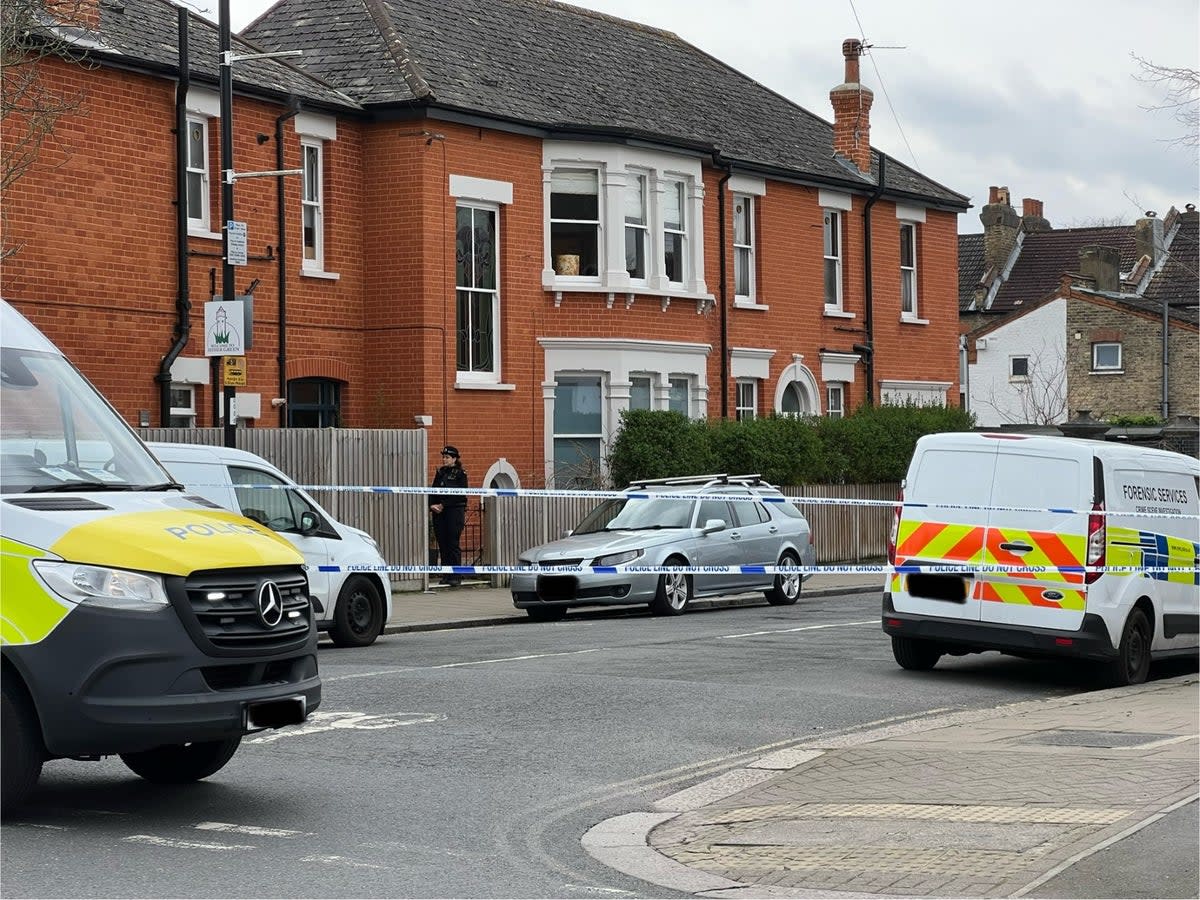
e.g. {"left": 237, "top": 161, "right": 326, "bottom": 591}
{"left": 969, "top": 299, "right": 1067, "bottom": 427}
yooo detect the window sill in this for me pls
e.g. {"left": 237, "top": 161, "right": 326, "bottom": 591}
{"left": 900, "top": 315, "right": 930, "bottom": 325}
{"left": 823, "top": 308, "right": 855, "bottom": 319}
{"left": 455, "top": 381, "right": 516, "bottom": 391}
{"left": 188, "top": 228, "right": 223, "bottom": 241}
{"left": 734, "top": 299, "right": 769, "bottom": 311}
{"left": 543, "top": 282, "right": 715, "bottom": 313}
{"left": 1089, "top": 369, "right": 1125, "bottom": 376}
{"left": 301, "top": 268, "right": 341, "bottom": 281}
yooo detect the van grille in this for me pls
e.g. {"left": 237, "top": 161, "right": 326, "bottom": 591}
{"left": 182, "top": 568, "right": 312, "bottom": 651}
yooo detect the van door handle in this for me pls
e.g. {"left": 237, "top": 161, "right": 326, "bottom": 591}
{"left": 1000, "top": 541, "right": 1033, "bottom": 553}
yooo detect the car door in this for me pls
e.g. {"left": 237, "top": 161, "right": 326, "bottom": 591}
{"left": 725, "top": 490, "right": 776, "bottom": 589}
{"left": 691, "top": 497, "right": 748, "bottom": 594}
{"left": 228, "top": 465, "right": 334, "bottom": 615}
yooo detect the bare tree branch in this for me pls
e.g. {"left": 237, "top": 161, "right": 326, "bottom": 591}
{"left": 1131, "top": 53, "right": 1200, "bottom": 148}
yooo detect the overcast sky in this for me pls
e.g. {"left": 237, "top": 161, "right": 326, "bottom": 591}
{"left": 201, "top": 0, "right": 1199, "bottom": 232}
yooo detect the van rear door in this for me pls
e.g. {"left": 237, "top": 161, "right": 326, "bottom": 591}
{"left": 977, "top": 443, "right": 1089, "bottom": 631}
{"left": 891, "top": 435, "right": 997, "bottom": 623}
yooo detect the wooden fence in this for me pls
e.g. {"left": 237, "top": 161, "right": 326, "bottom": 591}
{"left": 138, "top": 427, "right": 896, "bottom": 591}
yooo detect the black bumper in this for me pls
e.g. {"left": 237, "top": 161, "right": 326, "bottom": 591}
{"left": 5, "top": 603, "right": 321, "bottom": 758}
{"left": 881, "top": 593, "right": 1118, "bottom": 662}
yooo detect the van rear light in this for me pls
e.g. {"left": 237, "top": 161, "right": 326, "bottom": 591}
{"left": 887, "top": 489, "right": 903, "bottom": 564}
{"left": 1085, "top": 502, "right": 1105, "bottom": 584}
{"left": 885, "top": 618, "right": 902, "bottom": 628}
{"left": 1055, "top": 637, "right": 1074, "bottom": 646}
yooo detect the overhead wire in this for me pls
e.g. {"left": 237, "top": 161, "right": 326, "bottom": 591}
{"left": 846, "top": 0, "right": 922, "bottom": 173}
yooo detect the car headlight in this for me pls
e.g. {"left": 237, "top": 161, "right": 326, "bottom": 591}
{"left": 361, "top": 534, "right": 380, "bottom": 551}
{"left": 517, "top": 556, "right": 534, "bottom": 566}
{"left": 594, "top": 549, "right": 643, "bottom": 567}
{"left": 33, "top": 561, "right": 169, "bottom": 612}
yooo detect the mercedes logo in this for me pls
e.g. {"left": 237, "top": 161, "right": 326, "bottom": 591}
{"left": 257, "top": 581, "right": 284, "bottom": 628}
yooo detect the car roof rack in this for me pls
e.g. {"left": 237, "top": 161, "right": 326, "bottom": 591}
{"left": 626, "top": 473, "right": 771, "bottom": 489}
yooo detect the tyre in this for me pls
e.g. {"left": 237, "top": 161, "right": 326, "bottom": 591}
{"left": 1103, "top": 608, "right": 1152, "bottom": 687}
{"left": 329, "top": 576, "right": 385, "bottom": 647}
{"left": 765, "top": 551, "right": 802, "bottom": 605}
{"left": 120, "top": 736, "right": 242, "bottom": 784}
{"left": 2, "top": 677, "right": 44, "bottom": 814}
{"left": 891, "top": 635, "right": 943, "bottom": 671}
{"left": 650, "top": 559, "right": 691, "bottom": 616}
{"left": 525, "top": 605, "right": 567, "bottom": 621}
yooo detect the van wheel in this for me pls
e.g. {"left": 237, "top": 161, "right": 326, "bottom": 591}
{"left": 1104, "top": 609, "right": 1152, "bottom": 687}
{"left": 330, "top": 576, "right": 384, "bottom": 647}
{"left": 891, "top": 635, "right": 943, "bottom": 671}
{"left": 650, "top": 559, "right": 691, "bottom": 616}
{"left": 120, "top": 737, "right": 241, "bottom": 783}
{"left": 765, "top": 551, "right": 802, "bottom": 605}
{"left": 2, "top": 678, "right": 44, "bottom": 813}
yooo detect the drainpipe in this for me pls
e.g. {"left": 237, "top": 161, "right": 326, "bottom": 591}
{"left": 157, "top": 7, "right": 191, "bottom": 426}
{"left": 275, "top": 97, "right": 300, "bottom": 426}
{"left": 713, "top": 152, "right": 733, "bottom": 418}
{"left": 860, "top": 154, "right": 886, "bottom": 405}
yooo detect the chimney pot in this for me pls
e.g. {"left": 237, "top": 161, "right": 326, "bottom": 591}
{"left": 842, "top": 38, "right": 863, "bottom": 83}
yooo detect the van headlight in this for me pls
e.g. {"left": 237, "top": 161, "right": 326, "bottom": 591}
{"left": 594, "top": 549, "right": 642, "bottom": 567}
{"left": 33, "top": 562, "right": 169, "bottom": 611}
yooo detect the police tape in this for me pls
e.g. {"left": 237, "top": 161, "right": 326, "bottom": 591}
{"left": 217, "top": 481, "right": 1200, "bottom": 520}
{"left": 322, "top": 563, "right": 1199, "bottom": 576}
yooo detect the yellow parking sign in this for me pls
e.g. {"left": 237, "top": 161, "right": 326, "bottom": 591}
{"left": 223, "top": 355, "right": 247, "bottom": 387}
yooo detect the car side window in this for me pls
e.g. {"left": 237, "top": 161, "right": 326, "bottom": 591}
{"left": 696, "top": 498, "right": 731, "bottom": 527}
{"left": 229, "top": 465, "right": 317, "bottom": 532}
{"left": 730, "top": 496, "right": 768, "bottom": 527}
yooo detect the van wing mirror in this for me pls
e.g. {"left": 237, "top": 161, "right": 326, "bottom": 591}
{"left": 299, "top": 511, "right": 320, "bottom": 535}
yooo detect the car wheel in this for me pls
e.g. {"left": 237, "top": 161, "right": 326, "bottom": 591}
{"left": 891, "top": 635, "right": 943, "bottom": 671}
{"left": 650, "top": 558, "right": 691, "bottom": 616}
{"left": 2, "top": 677, "right": 44, "bottom": 814}
{"left": 1103, "top": 608, "right": 1152, "bottom": 687}
{"left": 329, "top": 576, "right": 385, "bottom": 647}
{"left": 119, "top": 736, "right": 241, "bottom": 784}
{"left": 765, "top": 550, "right": 802, "bottom": 605}
{"left": 525, "top": 605, "right": 567, "bottom": 621}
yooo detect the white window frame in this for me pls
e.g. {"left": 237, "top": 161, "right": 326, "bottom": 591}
{"left": 1009, "top": 355, "right": 1030, "bottom": 381}
{"left": 169, "top": 384, "right": 196, "bottom": 428}
{"left": 541, "top": 142, "right": 708, "bottom": 299}
{"left": 624, "top": 170, "right": 649, "bottom": 283}
{"left": 551, "top": 374, "right": 605, "bottom": 488}
{"left": 185, "top": 116, "right": 211, "bottom": 235}
{"left": 733, "top": 194, "right": 755, "bottom": 302}
{"left": 455, "top": 201, "right": 501, "bottom": 383}
{"left": 900, "top": 222, "right": 919, "bottom": 319}
{"left": 300, "top": 139, "right": 325, "bottom": 273}
{"left": 826, "top": 383, "right": 845, "bottom": 418}
{"left": 668, "top": 375, "right": 692, "bottom": 416}
{"left": 824, "top": 209, "right": 843, "bottom": 311}
{"left": 549, "top": 167, "right": 602, "bottom": 282}
{"left": 735, "top": 378, "right": 757, "bottom": 420}
{"left": 661, "top": 178, "right": 688, "bottom": 287}
{"left": 629, "top": 374, "right": 654, "bottom": 410}
{"left": 1092, "top": 342, "right": 1123, "bottom": 372}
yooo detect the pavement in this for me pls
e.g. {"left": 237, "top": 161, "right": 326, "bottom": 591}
{"left": 379, "top": 576, "right": 1200, "bottom": 899}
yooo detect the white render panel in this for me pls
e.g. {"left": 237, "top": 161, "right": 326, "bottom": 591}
{"left": 817, "top": 189, "right": 852, "bottom": 211}
{"left": 967, "top": 299, "right": 1068, "bottom": 427}
{"left": 294, "top": 112, "right": 337, "bottom": 140}
{"left": 186, "top": 88, "right": 220, "bottom": 118}
{"left": 728, "top": 174, "right": 766, "bottom": 196}
{"left": 170, "top": 357, "right": 211, "bottom": 385}
{"left": 730, "top": 347, "right": 775, "bottom": 380}
{"left": 450, "top": 174, "right": 513, "bottom": 205}
{"left": 895, "top": 204, "right": 927, "bottom": 223}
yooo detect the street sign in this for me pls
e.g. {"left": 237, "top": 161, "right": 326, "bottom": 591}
{"left": 204, "top": 299, "right": 246, "bottom": 355}
{"left": 223, "top": 355, "right": 247, "bottom": 387}
{"left": 227, "top": 220, "right": 247, "bottom": 266}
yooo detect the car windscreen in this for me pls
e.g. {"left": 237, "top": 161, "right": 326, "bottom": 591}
{"left": 572, "top": 496, "right": 695, "bottom": 533}
{"left": 1, "top": 348, "right": 170, "bottom": 493}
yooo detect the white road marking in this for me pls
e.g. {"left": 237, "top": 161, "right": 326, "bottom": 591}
{"left": 562, "top": 885, "right": 635, "bottom": 895}
{"left": 194, "top": 822, "right": 313, "bottom": 837}
{"left": 122, "top": 834, "right": 255, "bottom": 851}
{"left": 717, "top": 619, "right": 877, "bottom": 639}
{"left": 326, "top": 647, "right": 605, "bottom": 681}
{"left": 4, "top": 822, "right": 68, "bottom": 831}
{"left": 248, "top": 710, "right": 446, "bottom": 744}
{"left": 301, "top": 854, "right": 390, "bottom": 870}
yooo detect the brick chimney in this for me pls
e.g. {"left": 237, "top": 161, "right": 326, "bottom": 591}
{"left": 1078, "top": 246, "right": 1121, "bottom": 292}
{"left": 1021, "top": 197, "right": 1051, "bottom": 233}
{"left": 979, "top": 186, "right": 1021, "bottom": 273}
{"left": 46, "top": 0, "right": 100, "bottom": 29}
{"left": 829, "top": 39, "right": 874, "bottom": 174}
{"left": 1134, "top": 211, "right": 1164, "bottom": 265}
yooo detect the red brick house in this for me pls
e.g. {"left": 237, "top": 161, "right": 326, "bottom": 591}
{"left": 3, "top": 0, "right": 969, "bottom": 488}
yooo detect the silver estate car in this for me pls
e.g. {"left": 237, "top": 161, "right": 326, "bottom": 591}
{"left": 511, "top": 474, "right": 816, "bottom": 620}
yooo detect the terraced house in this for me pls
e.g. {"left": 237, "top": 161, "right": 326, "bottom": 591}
{"left": 3, "top": 0, "right": 969, "bottom": 487}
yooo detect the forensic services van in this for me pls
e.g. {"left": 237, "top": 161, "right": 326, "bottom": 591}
{"left": 883, "top": 431, "right": 1199, "bottom": 685}
{"left": 1, "top": 300, "right": 321, "bottom": 811}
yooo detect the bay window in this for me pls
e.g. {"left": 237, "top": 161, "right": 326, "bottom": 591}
{"left": 550, "top": 168, "right": 600, "bottom": 278}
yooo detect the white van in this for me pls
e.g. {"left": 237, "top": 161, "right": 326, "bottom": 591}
{"left": 149, "top": 443, "right": 392, "bottom": 648}
{"left": 883, "top": 432, "right": 1199, "bottom": 685}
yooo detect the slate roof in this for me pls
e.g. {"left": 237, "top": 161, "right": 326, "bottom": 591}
{"left": 989, "top": 226, "right": 1139, "bottom": 314}
{"left": 47, "top": 0, "right": 358, "bottom": 109}
{"left": 241, "top": 0, "right": 970, "bottom": 208}
{"left": 957, "top": 232, "right": 986, "bottom": 311}
{"left": 1143, "top": 210, "right": 1199, "bottom": 325}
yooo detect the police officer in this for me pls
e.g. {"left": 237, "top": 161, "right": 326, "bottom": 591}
{"left": 429, "top": 445, "right": 469, "bottom": 586}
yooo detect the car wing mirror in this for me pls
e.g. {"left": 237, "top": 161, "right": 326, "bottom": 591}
{"left": 299, "top": 511, "right": 320, "bottom": 535}
{"left": 560, "top": 529, "right": 573, "bottom": 538}
{"left": 701, "top": 518, "right": 727, "bottom": 534}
